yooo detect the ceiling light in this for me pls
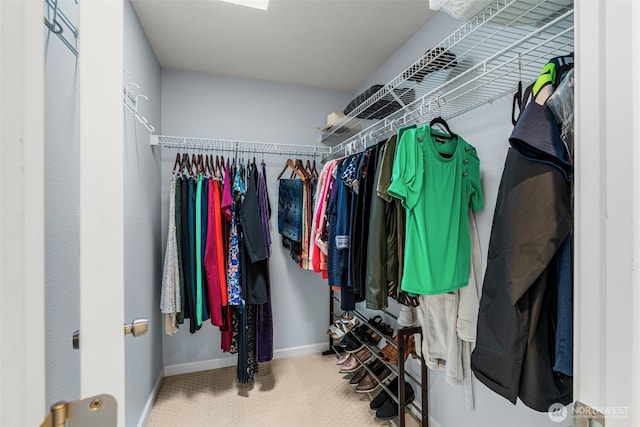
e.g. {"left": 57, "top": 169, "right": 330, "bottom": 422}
{"left": 218, "top": 0, "right": 269, "bottom": 10}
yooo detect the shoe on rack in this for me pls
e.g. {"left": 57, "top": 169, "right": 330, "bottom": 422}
{"left": 369, "top": 377, "right": 399, "bottom": 410}
{"left": 351, "top": 359, "right": 382, "bottom": 385}
{"left": 339, "top": 354, "right": 360, "bottom": 373}
{"left": 378, "top": 336, "right": 399, "bottom": 364}
{"left": 343, "top": 338, "right": 364, "bottom": 354}
{"left": 355, "top": 372, "right": 378, "bottom": 393}
{"left": 349, "top": 366, "right": 369, "bottom": 385}
{"left": 327, "top": 312, "right": 360, "bottom": 339}
{"left": 338, "top": 334, "right": 364, "bottom": 353}
{"left": 375, "top": 381, "right": 415, "bottom": 420}
{"left": 353, "top": 347, "right": 372, "bottom": 364}
{"left": 359, "top": 330, "right": 382, "bottom": 346}
{"left": 356, "top": 365, "right": 392, "bottom": 393}
{"left": 336, "top": 352, "right": 350, "bottom": 365}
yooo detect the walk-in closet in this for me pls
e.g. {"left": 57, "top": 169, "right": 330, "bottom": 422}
{"left": 3, "top": 0, "right": 640, "bottom": 427}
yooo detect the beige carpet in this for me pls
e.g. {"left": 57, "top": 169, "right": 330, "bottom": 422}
{"left": 147, "top": 352, "right": 420, "bottom": 427}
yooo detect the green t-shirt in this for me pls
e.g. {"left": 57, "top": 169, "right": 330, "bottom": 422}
{"left": 388, "top": 125, "right": 483, "bottom": 295}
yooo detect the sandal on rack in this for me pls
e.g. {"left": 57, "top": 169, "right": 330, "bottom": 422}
{"left": 404, "top": 333, "right": 418, "bottom": 360}
{"left": 326, "top": 312, "right": 355, "bottom": 332}
{"left": 359, "top": 329, "right": 382, "bottom": 346}
{"left": 367, "top": 315, "right": 394, "bottom": 338}
{"left": 327, "top": 312, "right": 360, "bottom": 339}
{"left": 378, "top": 336, "right": 399, "bottom": 364}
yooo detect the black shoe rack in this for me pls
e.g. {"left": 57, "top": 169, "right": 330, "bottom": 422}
{"left": 325, "top": 291, "right": 429, "bottom": 427}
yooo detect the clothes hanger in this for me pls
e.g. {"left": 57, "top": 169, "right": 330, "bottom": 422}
{"left": 196, "top": 154, "right": 204, "bottom": 175}
{"left": 208, "top": 153, "right": 214, "bottom": 177}
{"left": 172, "top": 152, "right": 182, "bottom": 175}
{"left": 295, "top": 159, "right": 311, "bottom": 180}
{"left": 277, "top": 158, "right": 306, "bottom": 181}
{"left": 311, "top": 159, "right": 319, "bottom": 178}
{"left": 182, "top": 153, "right": 191, "bottom": 177}
{"left": 204, "top": 154, "right": 210, "bottom": 177}
{"left": 429, "top": 116, "right": 456, "bottom": 140}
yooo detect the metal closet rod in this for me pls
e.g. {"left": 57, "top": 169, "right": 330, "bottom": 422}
{"left": 151, "top": 135, "right": 332, "bottom": 159}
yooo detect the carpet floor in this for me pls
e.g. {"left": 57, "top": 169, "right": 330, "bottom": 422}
{"left": 147, "top": 352, "right": 420, "bottom": 427}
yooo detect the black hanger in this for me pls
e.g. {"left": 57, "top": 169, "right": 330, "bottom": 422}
{"left": 512, "top": 80, "right": 534, "bottom": 125}
{"left": 429, "top": 116, "right": 456, "bottom": 139}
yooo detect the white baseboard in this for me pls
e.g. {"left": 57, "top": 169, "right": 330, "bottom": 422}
{"left": 163, "top": 342, "right": 327, "bottom": 377}
{"left": 273, "top": 342, "right": 327, "bottom": 360}
{"left": 137, "top": 369, "right": 164, "bottom": 427}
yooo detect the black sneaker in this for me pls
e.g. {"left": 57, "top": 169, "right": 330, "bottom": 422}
{"left": 375, "top": 381, "right": 415, "bottom": 420}
{"left": 338, "top": 334, "right": 363, "bottom": 353}
{"left": 369, "top": 377, "right": 399, "bottom": 410}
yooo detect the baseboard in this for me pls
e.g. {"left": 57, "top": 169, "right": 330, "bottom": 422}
{"left": 272, "top": 342, "right": 327, "bottom": 360}
{"left": 163, "top": 342, "right": 327, "bottom": 377}
{"left": 164, "top": 354, "right": 239, "bottom": 376}
{"left": 406, "top": 399, "right": 442, "bottom": 427}
{"left": 136, "top": 369, "right": 164, "bottom": 427}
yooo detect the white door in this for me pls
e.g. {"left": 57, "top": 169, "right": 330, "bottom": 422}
{"left": 77, "top": 0, "right": 126, "bottom": 425}
{"left": 574, "top": 1, "right": 640, "bottom": 427}
{"left": 0, "top": 1, "right": 126, "bottom": 426}
{"left": 0, "top": 1, "right": 46, "bottom": 426}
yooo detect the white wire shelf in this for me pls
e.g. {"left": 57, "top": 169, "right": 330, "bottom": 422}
{"left": 152, "top": 135, "right": 332, "bottom": 159}
{"left": 321, "top": 0, "right": 574, "bottom": 148}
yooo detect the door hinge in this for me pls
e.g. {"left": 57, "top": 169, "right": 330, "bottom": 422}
{"left": 40, "top": 394, "right": 117, "bottom": 427}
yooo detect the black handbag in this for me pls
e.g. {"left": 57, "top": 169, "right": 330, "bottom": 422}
{"left": 343, "top": 84, "right": 415, "bottom": 120}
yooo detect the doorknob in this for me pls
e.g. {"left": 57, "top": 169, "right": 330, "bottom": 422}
{"left": 124, "top": 318, "right": 148, "bottom": 337}
{"left": 72, "top": 318, "right": 148, "bottom": 349}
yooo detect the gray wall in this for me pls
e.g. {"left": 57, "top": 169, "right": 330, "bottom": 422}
{"left": 44, "top": 0, "right": 80, "bottom": 407}
{"left": 350, "top": 12, "right": 571, "bottom": 427}
{"left": 160, "top": 69, "right": 352, "bottom": 366}
{"left": 123, "top": 1, "right": 164, "bottom": 426}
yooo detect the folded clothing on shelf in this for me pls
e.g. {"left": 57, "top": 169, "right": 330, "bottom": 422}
{"left": 343, "top": 85, "right": 415, "bottom": 120}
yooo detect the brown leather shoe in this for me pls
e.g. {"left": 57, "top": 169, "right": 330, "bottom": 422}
{"left": 349, "top": 365, "right": 368, "bottom": 385}
{"left": 350, "top": 359, "right": 382, "bottom": 385}
{"left": 355, "top": 372, "right": 378, "bottom": 393}
{"left": 356, "top": 366, "right": 392, "bottom": 393}
{"left": 353, "top": 347, "right": 372, "bottom": 364}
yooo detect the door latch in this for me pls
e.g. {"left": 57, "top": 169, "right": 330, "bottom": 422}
{"left": 72, "top": 318, "right": 148, "bottom": 349}
{"left": 40, "top": 394, "right": 117, "bottom": 427}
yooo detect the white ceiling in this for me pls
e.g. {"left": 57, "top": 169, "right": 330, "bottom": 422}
{"left": 131, "top": 0, "right": 437, "bottom": 92}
